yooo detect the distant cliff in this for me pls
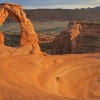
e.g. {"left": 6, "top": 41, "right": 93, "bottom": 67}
{"left": 5, "top": 7, "right": 100, "bottom": 23}
{"left": 51, "top": 21, "right": 100, "bottom": 54}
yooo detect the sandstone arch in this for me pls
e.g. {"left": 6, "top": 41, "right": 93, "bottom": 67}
{"left": 0, "top": 3, "right": 41, "bottom": 53}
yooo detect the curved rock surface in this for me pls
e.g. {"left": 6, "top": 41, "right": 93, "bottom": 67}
{"left": 0, "top": 46, "right": 100, "bottom": 100}
{"left": 51, "top": 21, "right": 100, "bottom": 54}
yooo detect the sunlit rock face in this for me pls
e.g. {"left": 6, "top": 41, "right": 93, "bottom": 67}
{"left": 51, "top": 21, "right": 100, "bottom": 54}
{"left": 0, "top": 3, "right": 100, "bottom": 100}
{"left": 0, "top": 3, "right": 41, "bottom": 54}
{"left": 0, "top": 45, "right": 100, "bottom": 100}
{"left": 0, "top": 32, "right": 4, "bottom": 45}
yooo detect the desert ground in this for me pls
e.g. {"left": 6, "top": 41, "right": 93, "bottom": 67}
{"left": 0, "top": 3, "right": 100, "bottom": 100}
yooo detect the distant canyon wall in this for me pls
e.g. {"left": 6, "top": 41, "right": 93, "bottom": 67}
{"left": 51, "top": 21, "right": 100, "bottom": 54}
{"left": 4, "top": 8, "right": 100, "bottom": 22}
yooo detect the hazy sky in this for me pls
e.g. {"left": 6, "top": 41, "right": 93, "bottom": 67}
{"left": 0, "top": 0, "right": 100, "bottom": 9}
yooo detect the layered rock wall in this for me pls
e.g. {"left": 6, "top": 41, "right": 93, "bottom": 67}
{"left": 51, "top": 21, "right": 100, "bottom": 54}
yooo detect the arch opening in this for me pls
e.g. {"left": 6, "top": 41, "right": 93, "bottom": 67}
{"left": 0, "top": 15, "right": 21, "bottom": 47}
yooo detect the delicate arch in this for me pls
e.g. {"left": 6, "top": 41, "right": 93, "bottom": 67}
{"left": 0, "top": 3, "right": 41, "bottom": 53}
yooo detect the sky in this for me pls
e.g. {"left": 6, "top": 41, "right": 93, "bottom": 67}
{"left": 0, "top": 0, "right": 100, "bottom": 9}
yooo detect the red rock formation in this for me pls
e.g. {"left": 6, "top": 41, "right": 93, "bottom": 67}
{"left": 0, "top": 3, "right": 41, "bottom": 54}
{"left": 0, "top": 5, "right": 8, "bottom": 26}
{"left": 74, "top": 22, "right": 100, "bottom": 53}
{"left": 51, "top": 21, "right": 100, "bottom": 54}
{"left": 69, "top": 22, "right": 82, "bottom": 52}
{"left": 0, "top": 3, "right": 100, "bottom": 100}
{"left": 0, "top": 43, "right": 100, "bottom": 100}
{"left": 0, "top": 32, "right": 4, "bottom": 45}
{"left": 38, "top": 34, "right": 54, "bottom": 43}
{"left": 51, "top": 31, "right": 71, "bottom": 54}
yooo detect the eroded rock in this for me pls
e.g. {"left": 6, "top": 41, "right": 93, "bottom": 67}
{"left": 51, "top": 21, "right": 100, "bottom": 54}
{"left": 0, "top": 3, "right": 41, "bottom": 54}
{"left": 0, "top": 32, "right": 4, "bottom": 45}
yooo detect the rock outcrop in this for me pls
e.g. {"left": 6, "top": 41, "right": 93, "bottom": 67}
{"left": 38, "top": 34, "right": 54, "bottom": 43}
{"left": 51, "top": 31, "right": 71, "bottom": 54}
{"left": 0, "top": 43, "right": 100, "bottom": 100}
{"left": 51, "top": 21, "right": 100, "bottom": 54}
{"left": 0, "top": 32, "right": 4, "bottom": 45}
{"left": 0, "top": 3, "right": 41, "bottom": 54}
